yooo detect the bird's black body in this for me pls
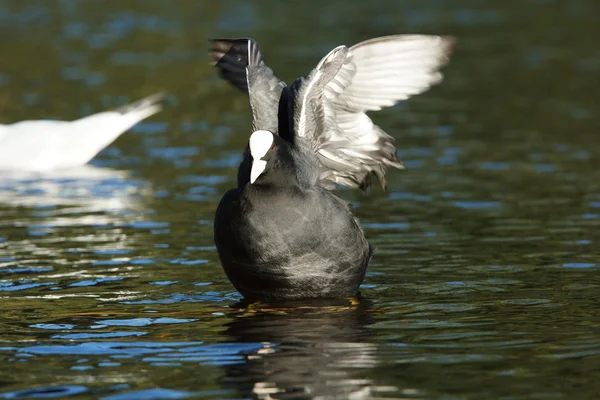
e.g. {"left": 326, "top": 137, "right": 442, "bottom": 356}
{"left": 214, "top": 184, "right": 372, "bottom": 300}
{"left": 215, "top": 130, "right": 372, "bottom": 300}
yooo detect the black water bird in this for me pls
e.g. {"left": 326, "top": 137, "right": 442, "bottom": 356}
{"left": 211, "top": 35, "right": 453, "bottom": 300}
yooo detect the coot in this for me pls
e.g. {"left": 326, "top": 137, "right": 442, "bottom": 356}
{"left": 211, "top": 36, "right": 453, "bottom": 300}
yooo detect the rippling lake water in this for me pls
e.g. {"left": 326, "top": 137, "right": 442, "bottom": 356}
{"left": 1, "top": 0, "right": 599, "bottom": 399}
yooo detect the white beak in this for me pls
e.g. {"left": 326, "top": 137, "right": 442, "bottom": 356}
{"left": 250, "top": 160, "right": 267, "bottom": 184}
{"left": 248, "top": 130, "right": 273, "bottom": 184}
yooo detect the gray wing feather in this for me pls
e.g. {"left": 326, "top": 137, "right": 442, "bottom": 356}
{"left": 290, "top": 46, "right": 349, "bottom": 149}
{"left": 314, "top": 35, "right": 454, "bottom": 190}
{"left": 246, "top": 66, "right": 286, "bottom": 133}
{"left": 334, "top": 35, "right": 454, "bottom": 112}
{"left": 211, "top": 38, "right": 287, "bottom": 134}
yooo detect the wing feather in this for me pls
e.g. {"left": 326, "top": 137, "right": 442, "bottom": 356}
{"left": 336, "top": 35, "right": 454, "bottom": 112}
{"left": 314, "top": 35, "right": 454, "bottom": 190}
{"left": 210, "top": 38, "right": 266, "bottom": 91}
{"left": 211, "top": 38, "right": 287, "bottom": 134}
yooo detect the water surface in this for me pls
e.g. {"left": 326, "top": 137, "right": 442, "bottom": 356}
{"left": 1, "top": 0, "right": 599, "bottom": 398}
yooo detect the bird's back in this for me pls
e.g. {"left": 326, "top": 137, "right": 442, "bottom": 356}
{"left": 214, "top": 184, "right": 372, "bottom": 300}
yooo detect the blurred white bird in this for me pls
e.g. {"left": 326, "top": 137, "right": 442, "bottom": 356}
{"left": 0, "top": 93, "right": 164, "bottom": 171}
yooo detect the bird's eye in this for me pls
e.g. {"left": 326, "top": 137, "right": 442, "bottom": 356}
{"left": 270, "top": 145, "right": 276, "bottom": 151}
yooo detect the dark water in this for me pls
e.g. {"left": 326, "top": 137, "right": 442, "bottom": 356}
{"left": 1, "top": 0, "right": 599, "bottom": 398}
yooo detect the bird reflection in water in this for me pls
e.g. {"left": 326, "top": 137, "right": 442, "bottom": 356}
{"left": 220, "top": 298, "right": 394, "bottom": 399}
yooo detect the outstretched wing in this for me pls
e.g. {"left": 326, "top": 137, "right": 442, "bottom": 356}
{"left": 211, "top": 38, "right": 292, "bottom": 187}
{"left": 210, "top": 36, "right": 454, "bottom": 191}
{"left": 246, "top": 65, "right": 287, "bottom": 134}
{"left": 210, "top": 38, "right": 288, "bottom": 134}
{"left": 315, "top": 35, "right": 455, "bottom": 190}
{"left": 334, "top": 35, "right": 454, "bottom": 111}
{"left": 289, "top": 46, "right": 351, "bottom": 148}
{"left": 210, "top": 38, "right": 265, "bottom": 92}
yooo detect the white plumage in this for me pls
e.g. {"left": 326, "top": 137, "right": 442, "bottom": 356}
{"left": 0, "top": 93, "right": 163, "bottom": 171}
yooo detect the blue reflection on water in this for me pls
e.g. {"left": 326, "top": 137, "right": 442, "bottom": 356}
{"left": 0, "top": 385, "right": 87, "bottom": 399}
